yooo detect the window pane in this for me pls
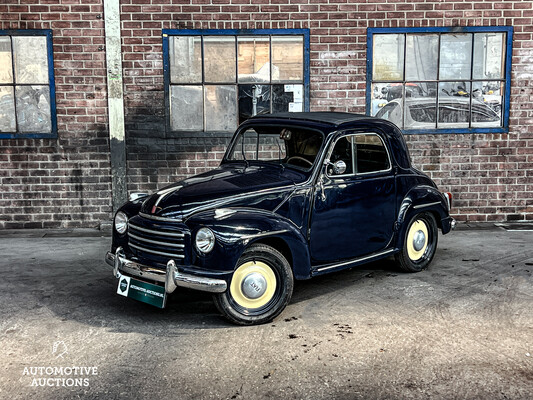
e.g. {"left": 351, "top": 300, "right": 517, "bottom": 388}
{"left": 405, "top": 34, "right": 438, "bottom": 80}
{"left": 238, "top": 84, "right": 270, "bottom": 124}
{"left": 16, "top": 85, "right": 51, "bottom": 133}
{"left": 439, "top": 34, "right": 472, "bottom": 80}
{"left": 473, "top": 33, "right": 505, "bottom": 79}
{"left": 13, "top": 36, "right": 49, "bottom": 84}
{"left": 438, "top": 82, "right": 471, "bottom": 128}
{"left": 471, "top": 81, "right": 502, "bottom": 127}
{"left": 170, "top": 85, "right": 203, "bottom": 131}
{"left": 272, "top": 84, "right": 303, "bottom": 113}
{"left": 0, "top": 38, "right": 13, "bottom": 84}
{"left": 329, "top": 136, "right": 353, "bottom": 176}
{"left": 169, "top": 36, "right": 202, "bottom": 84}
{"left": 204, "top": 36, "right": 236, "bottom": 83}
{"left": 355, "top": 134, "right": 390, "bottom": 173}
{"left": 238, "top": 37, "right": 270, "bottom": 83}
{"left": 271, "top": 36, "right": 303, "bottom": 82}
{"left": 204, "top": 85, "right": 237, "bottom": 131}
{"left": 0, "top": 86, "right": 16, "bottom": 132}
{"left": 404, "top": 82, "right": 437, "bottom": 129}
{"left": 372, "top": 34, "right": 404, "bottom": 80}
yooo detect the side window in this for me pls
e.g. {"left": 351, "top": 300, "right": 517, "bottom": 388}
{"left": 354, "top": 134, "right": 390, "bottom": 173}
{"left": 328, "top": 133, "right": 390, "bottom": 176}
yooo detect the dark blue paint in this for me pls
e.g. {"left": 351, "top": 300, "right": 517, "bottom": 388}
{"left": 111, "top": 112, "right": 452, "bottom": 285}
{"left": 0, "top": 29, "right": 57, "bottom": 139}
{"left": 366, "top": 26, "right": 514, "bottom": 135}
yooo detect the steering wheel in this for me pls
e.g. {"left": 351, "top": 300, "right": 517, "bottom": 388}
{"left": 286, "top": 156, "right": 313, "bottom": 167}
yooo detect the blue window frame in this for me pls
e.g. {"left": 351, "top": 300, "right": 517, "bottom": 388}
{"left": 162, "top": 29, "right": 310, "bottom": 133}
{"left": 0, "top": 29, "right": 57, "bottom": 139}
{"left": 366, "top": 27, "right": 513, "bottom": 134}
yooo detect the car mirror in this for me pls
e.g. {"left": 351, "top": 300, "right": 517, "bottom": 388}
{"left": 326, "top": 160, "right": 347, "bottom": 175}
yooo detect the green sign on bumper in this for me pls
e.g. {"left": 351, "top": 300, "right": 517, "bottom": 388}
{"left": 116, "top": 273, "right": 167, "bottom": 308}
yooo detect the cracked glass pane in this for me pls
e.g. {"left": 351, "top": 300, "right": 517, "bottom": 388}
{"left": 169, "top": 36, "right": 202, "bottom": 84}
{"left": 170, "top": 85, "right": 203, "bottom": 131}
{"left": 372, "top": 34, "right": 404, "bottom": 80}
{"left": 204, "top": 85, "right": 237, "bottom": 131}
{"left": 439, "top": 34, "right": 472, "bottom": 80}
{"left": 16, "top": 85, "right": 51, "bottom": 133}
{"left": 271, "top": 36, "right": 303, "bottom": 82}
{"left": 238, "top": 84, "right": 270, "bottom": 124}
{"left": 0, "top": 86, "right": 16, "bottom": 132}
{"left": 0, "top": 37, "right": 13, "bottom": 84}
{"left": 13, "top": 36, "right": 49, "bottom": 84}
{"left": 204, "top": 36, "right": 236, "bottom": 83}
{"left": 473, "top": 33, "right": 505, "bottom": 79}
{"left": 238, "top": 37, "right": 270, "bottom": 83}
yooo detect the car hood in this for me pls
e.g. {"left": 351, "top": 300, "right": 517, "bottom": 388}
{"left": 140, "top": 164, "right": 308, "bottom": 219}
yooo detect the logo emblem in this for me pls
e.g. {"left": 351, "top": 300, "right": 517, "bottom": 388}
{"left": 119, "top": 278, "right": 128, "bottom": 293}
{"left": 52, "top": 341, "right": 67, "bottom": 359}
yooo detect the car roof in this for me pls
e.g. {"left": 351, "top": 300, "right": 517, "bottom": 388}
{"left": 250, "top": 112, "right": 379, "bottom": 127}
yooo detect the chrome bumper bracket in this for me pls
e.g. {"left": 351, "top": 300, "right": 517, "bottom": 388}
{"left": 105, "top": 250, "right": 227, "bottom": 294}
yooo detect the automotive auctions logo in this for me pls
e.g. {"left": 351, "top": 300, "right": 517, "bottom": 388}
{"left": 22, "top": 341, "right": 99, "bottom": 388}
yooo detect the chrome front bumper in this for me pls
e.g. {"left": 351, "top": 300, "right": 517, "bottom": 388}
{"left": 105, "top": 247, "right": 227, "bottom": 294}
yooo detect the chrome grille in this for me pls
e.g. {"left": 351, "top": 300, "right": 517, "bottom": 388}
{"left": 128, "top": 222, "right": 186, "bottom": 260}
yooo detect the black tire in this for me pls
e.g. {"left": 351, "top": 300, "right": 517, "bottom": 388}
{"left": 213, "top": 243, "right": 294, "bottom": 325}
{"left": 395, "top": 212, "right": 438, "bottom": 273}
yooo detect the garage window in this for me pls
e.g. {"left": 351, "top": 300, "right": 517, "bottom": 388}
{"left": 367, "top": 27, "right": 513, "bottom": 134}
{"left": 0, "top": 30, "right": 57, "bottom": 139}
{"left": 163, "top": 29, "right": 310, "bottom": 133}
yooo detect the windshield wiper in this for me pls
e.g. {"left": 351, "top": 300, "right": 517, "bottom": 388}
{"left": 241, "top": 139, "right": 249, "bottom": 170}
{"left": 276, "top": 138, "right": 285, "bottom": 173}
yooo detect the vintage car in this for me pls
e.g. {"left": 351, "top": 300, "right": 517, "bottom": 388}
{"left": 105, "top": 112, "right": 455, "bottom": 325}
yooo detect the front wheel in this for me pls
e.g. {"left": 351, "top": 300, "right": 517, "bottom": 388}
{"left": 395, "top": 212, "right": 438, "bottom": 272}
{"left": 213, "top": 244, "right": 294, "bottom": 325}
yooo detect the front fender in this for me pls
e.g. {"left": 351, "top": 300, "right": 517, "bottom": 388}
{"left": 186, "top": 208, "right": 312, "bottom": 280}
{"left": 395, "top": 185, "right": 452, "bottom": 248}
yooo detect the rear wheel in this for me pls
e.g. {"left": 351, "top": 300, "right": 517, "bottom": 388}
{"left": 395, "top": 212, "right": 438, "bottom": 272}
{"left": 213, "top": 244, "right": 293, "bottom": 325}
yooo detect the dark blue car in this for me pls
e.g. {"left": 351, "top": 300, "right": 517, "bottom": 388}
{"left": 106, "top": 112, "right": 455, "bottom": 325}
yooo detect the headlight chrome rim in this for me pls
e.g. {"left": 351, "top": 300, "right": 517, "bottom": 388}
{"left": 195, "top": 227, "right": 215, "bottom": 254}
{"left": 114, "top": 211, "right": 128, "bottom": 234}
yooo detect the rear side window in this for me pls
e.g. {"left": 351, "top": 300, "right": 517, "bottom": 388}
{"left": 329, "top": 133, "right": 390, "bottom": 176}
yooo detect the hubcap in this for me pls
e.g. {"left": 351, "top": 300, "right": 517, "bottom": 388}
{"left": 407, "top": 220, "right": 429, "bottom": 261}
{"left": 241, "top": 272, "right": 267, "bottom": 299}
{"left": 230, "top": 261, "right": 277, "bottom": 310}
{"left": 413, "top": 230, "right": 426, "bottom": 251}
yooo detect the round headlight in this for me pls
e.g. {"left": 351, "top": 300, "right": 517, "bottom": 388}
{"left": 114, "top": 211, "right": 128, "bottom": 234}
{"left": 195, "top": 227, "right": 215, "bottom": 254}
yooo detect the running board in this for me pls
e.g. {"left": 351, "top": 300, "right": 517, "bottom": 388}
{"left": 311, "top": 248, "right": 396, "bottom": 276}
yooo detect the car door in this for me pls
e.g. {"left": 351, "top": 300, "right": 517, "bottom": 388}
{"left": 309, "top": 131, "right": 396, "bottom": 264}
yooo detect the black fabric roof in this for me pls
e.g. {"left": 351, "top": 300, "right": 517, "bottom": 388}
{"left": 253, "top": 112, "right": 376, "bottom": 127}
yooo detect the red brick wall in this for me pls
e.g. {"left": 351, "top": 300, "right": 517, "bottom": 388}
{"left": 1, "top": 0, "right": 532, "bottom": 228}
{"left": 0, "top": 1, "right": 111, "bottom": 228}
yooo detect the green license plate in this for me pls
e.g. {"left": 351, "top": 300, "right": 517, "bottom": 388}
{"left": 116, "top": 273, "right": 167, "bottom": 308}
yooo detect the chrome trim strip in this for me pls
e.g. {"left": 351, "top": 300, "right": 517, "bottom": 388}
{"left": 413, "top": 201, "right": 441, "bottom": 209}
{"left": 240, "top": 229, "right": 289, "bottom": 240}
{"left": 106, "top": 252, "right": 227, "bottom": 294}
{"left": 315, "top": 248, "right": 395, "bottom": 273}
{"left": 139, "top": 212, "right": 183, "bottom": 222}
{"left": 129, "top": 223, "right": 185, "bottom": 238}
{"left": 128, "top": 232, "right": 185, "bottom": 248}
{"left": 129, "top": 243, "right": 185, "bottom": 259}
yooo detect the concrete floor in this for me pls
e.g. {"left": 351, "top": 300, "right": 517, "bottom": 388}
{"left": 0, "top": 227, "right": 532, "bottom": 399}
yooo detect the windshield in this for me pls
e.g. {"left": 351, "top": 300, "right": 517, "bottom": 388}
{"left": 226, "top": 126, "right": 324, "bottom": 171}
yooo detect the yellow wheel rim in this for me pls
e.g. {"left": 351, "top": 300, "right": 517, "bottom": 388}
{"left": 230, "top": 261, "right": 277, "bottom": 310}
{"left": 407, "top": 220, "right": 429, "bottom": 261}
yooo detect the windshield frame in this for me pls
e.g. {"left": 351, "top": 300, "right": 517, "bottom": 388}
{"left": 222, "top": 123, "right": 326, "bottom": 173}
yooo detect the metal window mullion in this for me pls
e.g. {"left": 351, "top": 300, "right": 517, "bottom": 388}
{"left": 201, "top": 36, "right": 206, "bottom": 131}
{"left": 9, "top": 35, "right": 20, "bottom": 134}
{"left": 269, "top": 35, "right": 273, "bottom": 113}
{"left": 469, "top": 33, "right": 475, "bottom": 129}
{"left": 435, "top": 33, "right": 441, "bottom": 129}
{"left": 401, "top": 34, "right": 407, "bottom": 130}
